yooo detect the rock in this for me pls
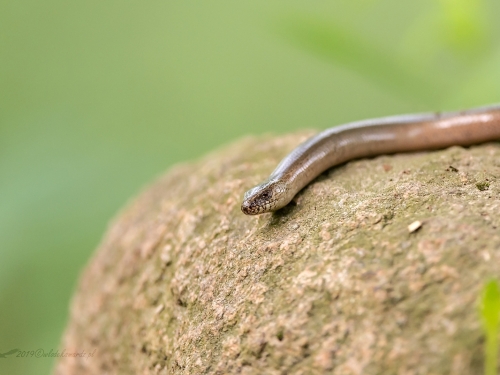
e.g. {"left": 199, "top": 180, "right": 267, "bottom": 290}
{"left": 55, "top": 132, "right": 500, "bottom": 375}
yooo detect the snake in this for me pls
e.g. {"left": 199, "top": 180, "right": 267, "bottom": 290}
{"left": 241, "top": 104, "right": 500, "bottom": 215}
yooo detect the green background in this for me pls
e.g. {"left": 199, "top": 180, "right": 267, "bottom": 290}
{"left": 1, "top": 1, "right": 499, "bottom": 373}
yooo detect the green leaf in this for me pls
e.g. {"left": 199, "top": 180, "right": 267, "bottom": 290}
{"left": 479, "top": 279, "right": 500, "bottom": 375}
{"left": 480, "top": 279, "right": 500, "bottom": 332}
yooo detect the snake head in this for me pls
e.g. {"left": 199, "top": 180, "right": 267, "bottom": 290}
{"left": 241, "top": 179, "right": 288, "bottom": 215}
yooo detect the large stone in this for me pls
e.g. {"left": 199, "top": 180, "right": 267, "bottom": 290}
{"left": 55, "top": 132, "right": 500, "bottom": 374}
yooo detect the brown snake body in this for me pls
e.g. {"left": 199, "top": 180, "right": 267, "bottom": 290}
{"left": 241, "top": 104, "right": 500, "bottom": 215}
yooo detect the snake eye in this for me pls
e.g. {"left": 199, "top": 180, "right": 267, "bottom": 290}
{"left": 261, "top": 191, "right": 271, "bottom": 200}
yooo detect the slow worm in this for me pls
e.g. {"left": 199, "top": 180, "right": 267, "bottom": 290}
{"left": 241, "top": 104, "right": 500, "bottom": 215}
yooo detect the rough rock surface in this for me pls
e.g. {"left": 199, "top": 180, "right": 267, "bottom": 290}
{"left": 55, "top": 132, "right": 500, "bottom": 375}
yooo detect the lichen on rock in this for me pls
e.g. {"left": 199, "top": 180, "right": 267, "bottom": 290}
{"left": 55, "top": 133, "right": 500, "bottom": 375}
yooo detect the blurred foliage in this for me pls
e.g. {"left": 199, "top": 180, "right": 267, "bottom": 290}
{"left": 281, "top": 17, "right": 442, "bottom": 104}
{"left": 479, "top": 279, "right": 500, "bottom": 375}
{"left": 439, "top": 0, "right": 490, "bottom": 51}
{"left": 0, "top": 1, "right": 499, "bottom": 374}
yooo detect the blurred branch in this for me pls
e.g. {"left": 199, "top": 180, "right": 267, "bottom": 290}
{"left": 280, "top": 16, "right": 445, "bottom": 106}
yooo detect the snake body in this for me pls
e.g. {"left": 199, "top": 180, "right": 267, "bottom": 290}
{"left": 241, "top": 104, "right": 500, "bottom": 215}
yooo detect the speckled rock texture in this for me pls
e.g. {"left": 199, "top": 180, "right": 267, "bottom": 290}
{"left": 55, "top": 132, "right": 500, "bottom": 375}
